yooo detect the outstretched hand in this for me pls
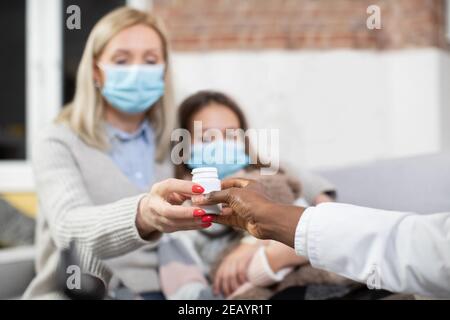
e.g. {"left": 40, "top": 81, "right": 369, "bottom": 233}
{"left": 192, "top": 178, "right": 305, "bottom": 247}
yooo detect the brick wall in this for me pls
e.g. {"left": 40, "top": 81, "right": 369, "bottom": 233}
{"left": 152, "top": 0, "right": 448, "bottom": 51}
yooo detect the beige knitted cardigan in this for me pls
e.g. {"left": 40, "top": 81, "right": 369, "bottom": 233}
{"left": 23, "top": 123, "right": 172, "bottom": 299}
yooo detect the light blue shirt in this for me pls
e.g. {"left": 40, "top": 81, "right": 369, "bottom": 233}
{"left": 105, "top": 120, "right": 155, "bottom": 191}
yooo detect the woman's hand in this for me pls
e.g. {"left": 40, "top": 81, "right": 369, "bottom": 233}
{"left": 192, "top": 178, "right": 305, "bottom": 248}
{"left": 136, "top": 178, "right": 211, "bottom": 239}
{"left": 213, "top": 243, "right": 260, "bottom": 297}
{"left": 194, "top": 179, "right": 272, "bottom": 239}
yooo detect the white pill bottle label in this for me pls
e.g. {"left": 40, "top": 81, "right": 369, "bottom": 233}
{"left": 192, "top": 167, "right": 222, "bottom": 215}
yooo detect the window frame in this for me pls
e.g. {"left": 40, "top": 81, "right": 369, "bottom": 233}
{"left": 447, "top": 0, "right": 450, "bottom": 42}
{"left": 0, "top": 0, "right": 62, "bottom": 193}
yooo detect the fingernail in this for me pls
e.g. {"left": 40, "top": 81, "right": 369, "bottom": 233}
{"left": 201, "top": 222, "right": 212, "bottom": 228}
{"left": 193, "top": 209, "right": 206, "bottom": 217}
{"left": 192, "top": 185, "right": 205, "bottom": 194}
{"left": 201, "top": 215, "right": 213, "bottom": 223}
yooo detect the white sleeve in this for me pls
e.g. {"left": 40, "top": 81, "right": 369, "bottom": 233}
{"left": 294, "top": 203, "right": 450, "bottom": 298}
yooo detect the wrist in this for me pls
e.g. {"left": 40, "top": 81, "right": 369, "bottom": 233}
{"left": 136, "top": 196, "right": 156, "bottom": 240}
{"left": 264, "top": 246, "right": 280, "bottom": 272}
{"left": 262, "top": 203, "right": 305, "bottom": 248}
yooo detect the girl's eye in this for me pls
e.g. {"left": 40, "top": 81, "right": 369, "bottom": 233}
{"left": 145, "top": 59, "right": 157, "bottom": 65}
{"left": 115, "top": 60, "right": 127, "bottom": 65}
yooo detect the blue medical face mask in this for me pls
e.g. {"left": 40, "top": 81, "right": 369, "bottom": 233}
{"left": 99, "top": 64, "right": 165, "bottom": 114}
{"left": 187, "top": 139, "right": 250, "bottom": 179}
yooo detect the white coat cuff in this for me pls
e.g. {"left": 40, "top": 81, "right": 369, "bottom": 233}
{"left": 294, "top": 206, "right": 314, "bottom": 258}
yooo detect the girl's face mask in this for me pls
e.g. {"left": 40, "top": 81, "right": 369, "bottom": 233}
{"left": 98, "top": 64, "right": 165, "bottom": 114}
{"left": 187, "top": 139, "right": 250, "bottom": 179}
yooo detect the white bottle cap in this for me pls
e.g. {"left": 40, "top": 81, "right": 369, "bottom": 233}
{"left": 192, "top": 167, "right": 219, "bottom": 180}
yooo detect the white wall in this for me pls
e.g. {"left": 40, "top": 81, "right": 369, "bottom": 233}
{"left": 172, "top": 48, "right": 450, "bottom": 171}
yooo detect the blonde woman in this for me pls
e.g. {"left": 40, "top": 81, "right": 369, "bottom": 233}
{"left": 24, "top": 7, "right": 212, "bottom": 299}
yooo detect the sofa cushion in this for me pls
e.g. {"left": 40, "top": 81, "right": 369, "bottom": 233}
{"left": 0, "top": 198, "right": 35, "bottom": 248}
{"left": 318, "top": 153, "right": 450, "bottom": 214}
{"left": 0, "top": 246, "right": 35, "bottom": 299}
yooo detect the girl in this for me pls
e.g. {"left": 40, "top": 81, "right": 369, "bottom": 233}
{"left": 158, "top": 91, "right": 337, "bottom": 299}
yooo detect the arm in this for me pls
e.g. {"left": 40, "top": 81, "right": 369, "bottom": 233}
{"left": 33, "top": 136, "right": 208, "bottom": 260}
{"left": 194, "top": 178, "right": 450, "bottom": 298}
{"left": 33, "top": 137, "right": 150, "bottom": 259}
{"left": 296, "top": 203, "right": 450, "bottom": 298}
{"left": 265, "top": 241, "right": 308, "bottom": 273}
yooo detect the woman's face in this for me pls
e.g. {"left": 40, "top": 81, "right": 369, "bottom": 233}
{"left": 189, "top": 103, "right": 241, "bottom": 143}
{"left": 94, "top": 24, "right": 164, "bottom": 86}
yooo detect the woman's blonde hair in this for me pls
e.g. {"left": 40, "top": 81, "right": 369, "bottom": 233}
{"left": 57, "top": 7, "right": 174, "bottom": 162}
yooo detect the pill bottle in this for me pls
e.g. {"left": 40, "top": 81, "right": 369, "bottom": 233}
{"left": 192, "top": 167, "right": 222, "bottom": 215}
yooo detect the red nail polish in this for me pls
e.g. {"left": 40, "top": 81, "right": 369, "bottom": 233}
{"left": 193, "top": 209, "right": 206, "bottom": 217}
{"left": 192, "top": 185, "right": 205, "bottom": 194}
{"left": 202, "top": 215, "right": 213, "bottom": 223}
{"left": 201, "top": 222, "right": 212, "bottom": 228}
